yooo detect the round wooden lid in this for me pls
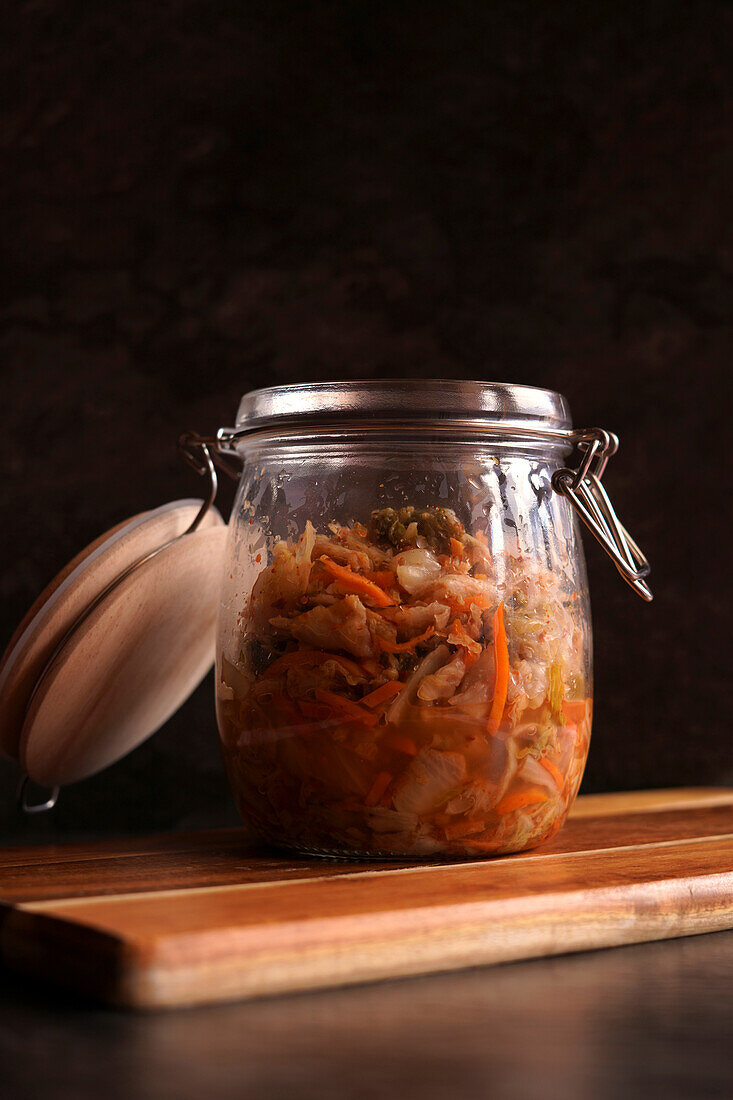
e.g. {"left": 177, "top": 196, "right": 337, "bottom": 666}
{"left": 0, "top": 501, "right": 227, "bottom": 785}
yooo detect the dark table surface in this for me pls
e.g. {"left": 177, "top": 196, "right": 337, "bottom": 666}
{"left": 1, "top": 930, "right": 732, "bottom": 1100}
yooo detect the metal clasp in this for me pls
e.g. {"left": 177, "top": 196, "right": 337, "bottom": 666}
{"left": 179, "top": 429, "right": 244, "bottom": 483}
{"left": 552, "top": 428, "right": 653, "bottom": 602}
{"left": 18, "top": 775, "right": 60, "bottom": 814}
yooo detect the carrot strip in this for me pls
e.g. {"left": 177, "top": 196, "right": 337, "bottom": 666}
{"left": 446, "top": 595, "right": 492, "bottom": 614}
{"left": 487, "top": 601, "right": 509, "bottom": 735}
{"left": 539, "top": 756, "right": 565, "bottom": 790}
{"left": 382, "top": 733, "right": 418, "bottom": 756}
{"left": 365, "top": 771, "right": 393, "bottom": 806}
{"left": 375, "top": 626, "right": 435, "bottom": 654}
{"left": 444, "top": 818, "right": 486, "bottom": 841}
{"left": 298, "top": 700, "right": 334, "bottom": 721}
{"left": 449, "top": 537, "right": 465, "bottom": 560}
{"left": 561, "top": 699, "right": 589, "bottom": 725}
{"left": 315, "top": 689, "right": 379, "bottom": 726}
{"left": 458, "top": 838, "right": 501, "bottom": 852}
{"left": 447, "top": 620, "right": 482, "bottom": 655}
{"left": 319, "top": 557, "right": 394, "bottom": 607}
{"left": 495, "top": 787, "right": 549, "bottom": 815}
{"left": 361, "top": 680, "right": 405, "bottom": 708}
{"left": 270, "top": 692, "right": 302, "bottom": 724}
{"left": 366, "top": 570, "right": 395, "bottom": 588}
{"left": 267, "top": 648, "right": 365, "bottom": 681}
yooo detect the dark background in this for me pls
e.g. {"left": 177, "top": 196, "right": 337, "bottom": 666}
{"left": 1, "top": 1, "right": 730, "bottom": 843}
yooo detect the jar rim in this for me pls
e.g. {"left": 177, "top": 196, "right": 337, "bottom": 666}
{"left": 234, "top": 379, "right": 573, "bottom": 436}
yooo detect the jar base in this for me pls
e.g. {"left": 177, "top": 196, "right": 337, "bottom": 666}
{"left": 252, "top": 833, "right": 551, "bottom": 863}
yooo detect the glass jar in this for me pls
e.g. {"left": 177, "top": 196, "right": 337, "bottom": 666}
{"left": 212, "top": 380, "right": 651, "bottom": 859}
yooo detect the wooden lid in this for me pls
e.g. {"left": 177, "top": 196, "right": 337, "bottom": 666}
{"left": 0, "top": 501, "right": 227, "bottom": 786}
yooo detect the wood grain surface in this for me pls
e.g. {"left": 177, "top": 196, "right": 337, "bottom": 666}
{"left": 1, "top": 788, "right": 731, "bottom": 1010}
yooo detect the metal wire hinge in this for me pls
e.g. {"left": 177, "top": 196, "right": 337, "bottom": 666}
{"left": 552, "top": 429, "right": 652, "bottom": 601}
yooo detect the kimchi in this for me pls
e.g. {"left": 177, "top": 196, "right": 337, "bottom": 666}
{"left": 217, "top": 506, "right": 591, "bottom": 857}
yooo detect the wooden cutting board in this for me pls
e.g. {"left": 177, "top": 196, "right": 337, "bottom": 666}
{"left": 1, "top": 788, "right": 732, "bottom": 1010}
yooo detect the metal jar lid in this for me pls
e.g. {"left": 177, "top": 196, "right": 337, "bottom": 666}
{"left": 234, "top": 379, "right": 574, "bottom": 439}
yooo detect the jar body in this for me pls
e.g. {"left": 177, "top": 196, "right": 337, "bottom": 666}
{"left": 216, "top": 433, "right": 592, "bottom": 858}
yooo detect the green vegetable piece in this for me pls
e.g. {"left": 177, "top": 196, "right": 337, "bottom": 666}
{"left": 369, "top": 505, "right": 466, "bottom": 552}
